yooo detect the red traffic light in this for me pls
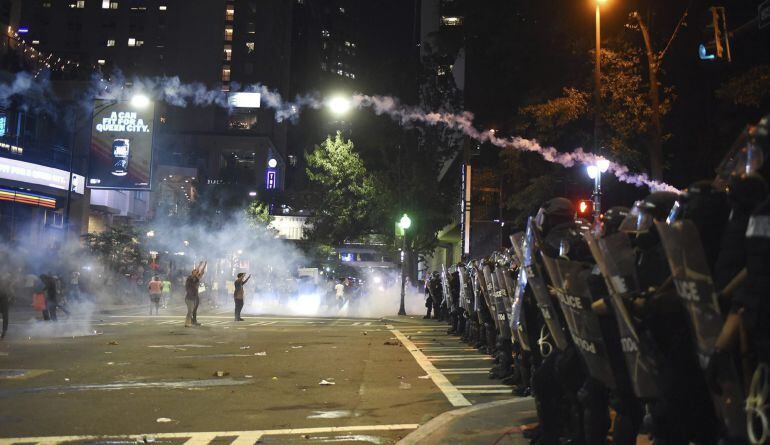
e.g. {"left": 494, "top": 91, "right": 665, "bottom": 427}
{"left": 577, "top": 199, "right": 593, "bottom": 216}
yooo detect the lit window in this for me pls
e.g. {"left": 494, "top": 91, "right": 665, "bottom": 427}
{"left": 339, "top": 7, "right": 345, "bottom": 13}
{"left": 73, "top": 1, "right": 85, "bottom": 8}
{"left": 221, "top": 67, "right": 231, "bottom": 82}
{"left": 221, "top": 83, "right": 231, "bottom": 92}
{"left": 106, "top": 39, "right": 116, "bottom": 46}
{"left": 320, "top": 62, "right": 327, "bottom": 71}
{"left": 223, "top": 44, "right": 232, "bottom": 61}
{"left": 43, "top": 1, "right": 52, "bottom": 7}
{"left": 225, "top": 6, "right": 235, "bottom": 21}
{"left": 97, "top": 59, "right": 106, "bottom": 65}
{"left": 127, "top": 37, "right": 136, "bottom": 46}
{"left": 245, "top": 42, "right": 254, "bottom": 53}
{"left": 159, "top": 5, "right": 167, "bottom": 11}
{"left": 32, "top": 40, "right": 40, "bottom": 44}
{"left": 224, "top": 26, "right": 233, "bottom": 41}
{"left": 110, "top": 2, "right": 118, "bottom": 8}
{"left": 441, "top": 16, "right": 463, "bottom": 26}
{"left": 344, "top": 41, "right": 351, "bottom": 47}
{"left": 350, "top": 73, "right": 355, "bottom": 79}
{"left": 102, "top": 0, "right": 110, "bottom": 8}
{"left": 321, "top": 29, "right": 330, "bottom": 37}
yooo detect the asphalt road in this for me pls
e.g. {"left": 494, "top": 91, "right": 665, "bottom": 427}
{"left": 0, "top": 304, "right": 518, "bottom": 444}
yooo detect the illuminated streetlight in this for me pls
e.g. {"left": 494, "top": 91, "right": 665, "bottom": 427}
{"left": 248, "top": 191, "right": 257, "bottom": 197}
{"left": 585, "top": 157, "right": 610, "bottom": 219}
{"left": 398, "top": 213, "right": 411, "bottom": 316}
{"left": 146, "top": 230, "right": 155, "bottom": 238}
{"left": 267, "top": 158, "right": 278, "bottom": 168}
{"left": 327, "top": 95, "right": 352, "bottom": 116}
{"left": 130, "top": 94, "right": 151, "bottom": 108}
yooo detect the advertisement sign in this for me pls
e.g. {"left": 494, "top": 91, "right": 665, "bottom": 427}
{"left": 88, "top": 99, "right": 155, "bottom": 190}
{"left": 0, "top": 156, "right": 85, "bottom": 194}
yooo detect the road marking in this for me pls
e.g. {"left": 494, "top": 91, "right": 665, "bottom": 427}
{"left": 439, "top": 370, "right": 489, "bottom": 375}
{"left": 459, "top": 389, "right": 513, "bottom": 394}
{"left": 0, "top": 424, "right": 420, "bottom": 445}
{"left": 455, "top": 384, "right": 512, "bottom": 389}
{"left": 419, "top": 347, "right": 477, "bottom": 352}
{"left": 364, "top": 322, "right": 371, "bottom": 326}
{"left": 390, "top": 329, "right": 471, "bottom": 407}
{"left": 425, "top": 356, "right": 493, "bottom": 361}
{"left": 352, "top": 322, "right": 361, "bottom": 326}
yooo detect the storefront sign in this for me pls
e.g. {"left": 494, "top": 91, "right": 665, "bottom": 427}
{"left": 0, "top": 156, "right": 85, "bottom": 194}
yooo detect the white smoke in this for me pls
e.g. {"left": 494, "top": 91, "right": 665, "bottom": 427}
{"left": 0, "top": 72, "right": 680, "bottom": 192}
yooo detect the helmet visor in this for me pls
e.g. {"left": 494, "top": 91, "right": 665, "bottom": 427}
{"left": 618, "top": 202, "right": 654, "bottom": 233}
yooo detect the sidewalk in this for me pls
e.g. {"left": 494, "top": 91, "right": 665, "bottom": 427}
{"left": 398, "top": 397, "right": 536, "bottom": 445}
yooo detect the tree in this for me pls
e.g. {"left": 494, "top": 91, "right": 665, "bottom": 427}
{"left": 305, "top": 132, "right": 380, "bottom": 245}
{"left": 245, "top": 200, "right": 273, "bottom": 226}
{"left": 82, "top": 225, "right": 144, "bottom": 273}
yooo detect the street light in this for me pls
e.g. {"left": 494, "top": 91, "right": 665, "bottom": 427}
{"left": 326, "top": 95, "right": 352, "bottom": 116}
{"left": 130, "top": 93, "right": 151, "bottom": 109}
{"left": 397, "top": 213, "right": 411, "bottom": 316}
{"left": 594, "top": 0, "right": 608, "bottom": 154}
{"left": 585, "top": 157, "right": 610, "bottom": 219}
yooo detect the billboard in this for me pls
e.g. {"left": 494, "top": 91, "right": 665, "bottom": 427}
{"left": 0, "top": 156, "right": 85, "bottom": 194}
{"left": 87, "top": 99, "right": 155, "bottom": 190}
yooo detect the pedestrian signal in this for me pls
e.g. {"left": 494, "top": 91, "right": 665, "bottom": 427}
{"left": 577, "top": 200, "right": 593, "bottom": 216}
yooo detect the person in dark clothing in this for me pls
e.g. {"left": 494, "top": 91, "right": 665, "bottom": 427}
{"left": 185, "top": 261, "right": 206, "bottom": 327}
{"left": 40, "top": 274, "right": 58, "bottom": 322}
{"left": 0, "top": 272, "right": 10, "bottom": 339}
{"left": 234, "top": 273, "right": 251, "bottom": 321}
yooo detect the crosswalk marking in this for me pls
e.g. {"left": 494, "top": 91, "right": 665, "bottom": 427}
{"left": 459, "top": 389, "right": 513, "bottom": 394}
{"left": 425, "top": 355, "right": 493, "bottom": 361}
{"left": 0, "top": 424, "right": 420, "bottom": 445}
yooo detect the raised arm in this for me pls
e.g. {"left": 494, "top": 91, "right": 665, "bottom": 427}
{"left": 243, "top": 275, "right": 251, "bottom": 284}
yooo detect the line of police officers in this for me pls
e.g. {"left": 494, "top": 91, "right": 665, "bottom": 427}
{"left": 425, "top": 115, "right": 770, "bottom": 445}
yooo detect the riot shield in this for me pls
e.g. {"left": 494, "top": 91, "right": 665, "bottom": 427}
{"left": 524, "top": 217, "right": 569, "bottom": 351}
{"left": 587, "top": 231, "right": 662, "bottom": 399}
{"left": 480, "top": 262, "right": 498, "bottom": 328}
{"left": 484, "top": 264, "right": 511, "bottom": 339}
{"left": 541, "top": 255, "right": 616, "bottom": 389}
{"left": 491, "top": 263, "right": 513, "bottom": 340}
{"left": 441, "top": 264, "right": 454, "bottom": 311}
{"left": 509, "top": 233, "right": 530, "bottom": 350}
{"left": 655, "top": 220, "right": 746, "bottom": 438}
{"left": 458, "top": 264, "right": 473, "bottom": 314}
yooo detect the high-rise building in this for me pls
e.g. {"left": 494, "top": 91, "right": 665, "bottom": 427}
{"left": 13, "top": 0, "right": 294, "bottom": 230}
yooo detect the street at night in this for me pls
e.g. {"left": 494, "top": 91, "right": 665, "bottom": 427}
{"left": 1, "top": 0, "right": 770, "bottom": 444}
{"left": 0, "top": 305, "right": 531, "bottom": 444}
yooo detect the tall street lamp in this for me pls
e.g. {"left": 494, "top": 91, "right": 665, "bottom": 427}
{"left": 586, "top": 157, "right": 610, "bottom": 220}
{"left": 397, "top": 213, "right": 411, "bottom": 316}
{"left": 594, "top": 0, "right": 608, "bottom": 153}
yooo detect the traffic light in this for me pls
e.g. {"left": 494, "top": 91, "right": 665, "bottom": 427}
{"left": 577, "top": 199, "right": 593, "bottom": 217}
{"left": 700, "top": 6, "right": 731, "bottom": 62}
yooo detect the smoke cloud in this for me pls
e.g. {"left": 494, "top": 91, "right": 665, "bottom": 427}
{"left": 0, "top": 72, "right": 679, "bottom": 191}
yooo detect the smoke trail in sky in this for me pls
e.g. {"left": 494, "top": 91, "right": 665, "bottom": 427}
{"left": 0, "top": 72, "right": 679, "bottom": 192}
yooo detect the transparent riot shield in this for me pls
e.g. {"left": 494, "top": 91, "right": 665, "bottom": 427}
{"left": 509, "top": 233, "right": 530, "bottom": 350}
{"left": 458, "top": 264, "right": 473, "bottom": 314}
{"left": 541, "top": 255, "right": 616, "bottom": 389}
{"left": 480, "top": 263, "right": 499, "bottom": 329}
{"left": 586, "top": 231, "right": 661, "bottom": 399}
{"left": 655, "top": 220, "right": 746, "bottom": 438}
{"left": 491, "top": 263, "right": 513, "bottom": 340}
{"left": 441, "top": 264, "right": 454, "bottom": 311}
{"left": 524, "top": 218, "right": 569, "bottom": 351}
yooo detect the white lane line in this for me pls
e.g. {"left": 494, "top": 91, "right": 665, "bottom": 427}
{"left": 364, "top": 322, "right": 371, "bottom": 326}
{"left": 229, "top": 431, "right": 264, "bottom": 445}
{"left": 425, "top": 355, "right": 493, "bottom": 359}
{"left": 106, "top": 315, "right": 379, "bottom": 322}
{"left": 390, "top": 329, "right": 471, "bottom": 407}
{"left": 0, "top": 424, "right": 420, "bottom": 445}
{"left": 455, "top": 385, "right": 512, "bottom": 389}
{"left": 459, "top": 389, "right": 513, "bottom": 394}
{"left": 437, "top": 367, "right": 490, "bottom": 372}
{"left": 419, "top": 347, "right": 477, "bottom": 352}
{"left": 440, "top": 370, "right": 489, "bottom": 375}
{"left": 159, "top": 320, "right": 183, "bottom": 325}
{"left": 425, "top": 356, "right": 493, "bottom": 361}
{"left": 352, "top": 322, "right": 361, "bottom": 326}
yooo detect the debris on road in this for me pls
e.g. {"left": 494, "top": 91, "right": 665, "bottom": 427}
{"left": 399, "top": 382, "right": 412, "bottom": 390}
{"left": 245, "top": 375, "right": 253, "bottom": 378}
{"left": 64, "top": 378, "right": 70, "bottom": 382}
{"left": 272, "top": 376, "right": 278, "bottom": 380}
{"left": 291, "top": 345, "right": 303, "bottom": 349}
{"left": 213, "top": 371, "right": 230, "bottom": 377}
{"left": 240, "top": 346, "right": 251, "bottom": 350}
{"left": 254, "top": 351, "right": 267, "bottom": 356}
{"left": 318, "top": 379, "right": 336, "bottom": 386}
{"left": 383, "top": 340, "right": 400, "bottom": 346}
{"left": 418, "top": 375, "right": 430, "bottom": 379}
{"left": 155, "top": 418, "right": 173, "bottom": 423}
{"left": 362, "top": 331, "right": 368, "bottom": 335}
{"left": 107, "top": 362, "right": 115, "bottom": 365}
{"left": 108, "top": 341, "right": 119, "bottom": 345}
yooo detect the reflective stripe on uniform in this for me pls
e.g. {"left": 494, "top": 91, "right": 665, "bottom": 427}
{"left": 746, "top": 216, "right": 770, "bottom": 239}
